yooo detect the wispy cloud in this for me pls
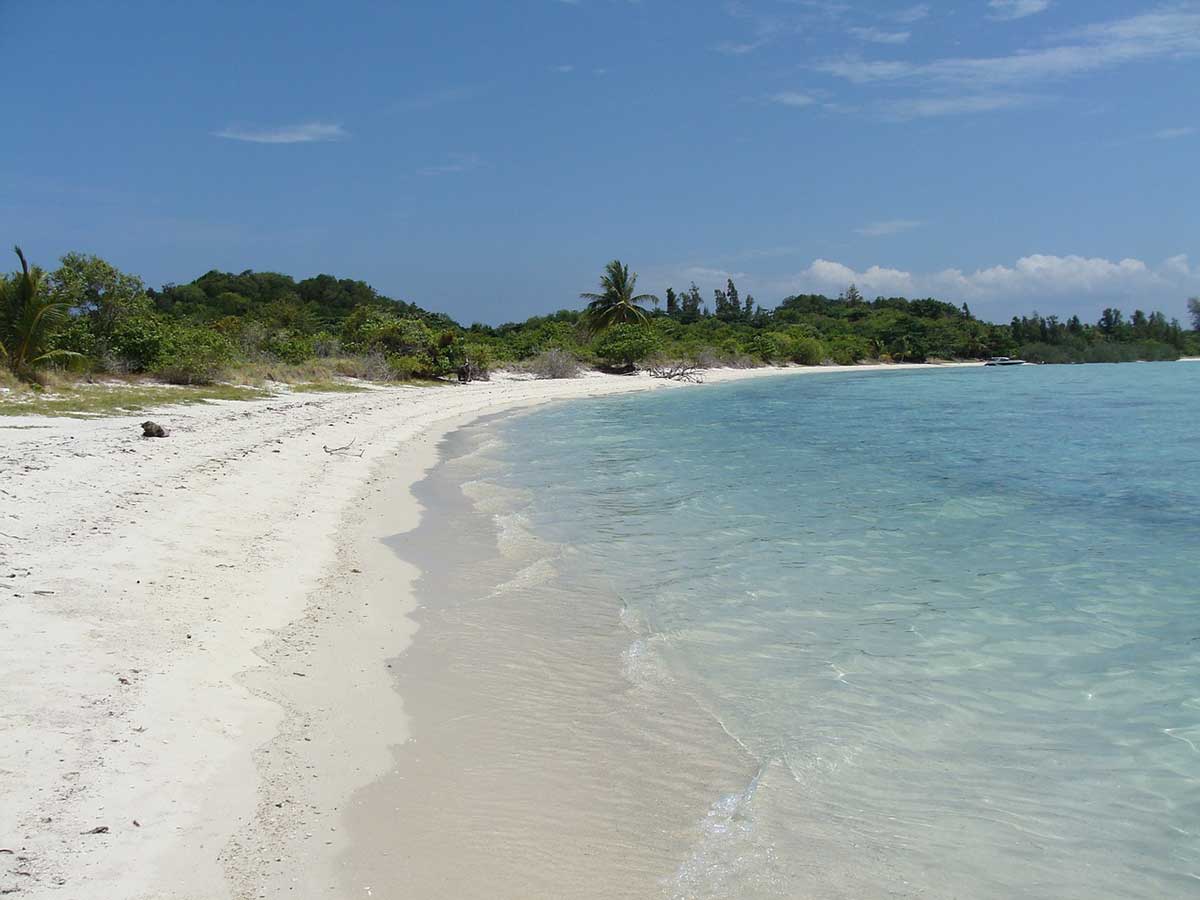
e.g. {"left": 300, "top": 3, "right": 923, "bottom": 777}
{"left": 214, "top": 122, "right": 346, "bottom": 144}
{"left": 817, "top": 6, "right": 1200, "bottom": 118}
{"left": 987, "top": 0, "right": 1051, "bottom": 21}
{"left": 418, "top": 152, "right": 484, "bottom": 176}
{"left": 553, "top": 64, "right": 576, "bottom": 73}
{"left": 717, "top": 0, "right": 849, "bottom": 54}
{"left": 820, "top": 7, "right": 1200, "bottom": 88}
{"left": 769, "top": 91, "right": 817, "bottom": 107}
{"left": 892, "top": 3, "right": 931, "bottom": 24}
{"left": 855, "top": 219, "right": 922, "bottom": 237}
{"left": 716, "top": 38, "right": 772, "bottom": 55}
{"left": 848, "top": 26, "right": 910, "bottom": 45}
{"left": 1152, "top": 125, "right": 1196, "bottom": 139}
{"left": 884, "top": 93, "right": 1039, "bottom": 119}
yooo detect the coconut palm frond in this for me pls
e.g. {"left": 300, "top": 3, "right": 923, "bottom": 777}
{"left": 580, "top": 259, "right": 658, "bottom": 334}
{"left": 30, "top": 348, "right": 83, "bottom": 364}
{"left": 1, "top": 246, "right": 75, "bottom": 378}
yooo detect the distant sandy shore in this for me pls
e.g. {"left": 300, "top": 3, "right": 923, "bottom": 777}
{"left": 0, "top": 362, "right": 974, "bottom": 898}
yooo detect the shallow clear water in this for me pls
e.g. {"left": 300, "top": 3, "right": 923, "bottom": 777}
{"left": 480, "top": 363, "right": 1200, "bottom": 898}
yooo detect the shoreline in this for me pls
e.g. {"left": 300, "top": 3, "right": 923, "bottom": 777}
{"left": 0, "top": 362, "right": 974, "bottom": 898}
{"left": 332, "top": 409, "right": 766, "bottom": 898}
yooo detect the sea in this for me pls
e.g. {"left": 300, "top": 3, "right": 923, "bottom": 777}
{"left": 369, "top": 362, "right": 1200, "bottom": 899}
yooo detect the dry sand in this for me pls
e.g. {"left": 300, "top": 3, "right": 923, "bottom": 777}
{"left": 0, "top": 363, "right": 972, "bottom": 898}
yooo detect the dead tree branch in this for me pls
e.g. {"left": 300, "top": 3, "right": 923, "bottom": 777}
{"left": 646, "top": 360, "right": 705, "bottom": 383}
{"left": 323, "top": 438, "right": 364, "bottom": 457}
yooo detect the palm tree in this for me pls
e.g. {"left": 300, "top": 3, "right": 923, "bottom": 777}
{"left": 0, "top": 246, "right": 78, "bottom": 377}
{"left": 580, "top": 260, "right": 659, "bottom": 333}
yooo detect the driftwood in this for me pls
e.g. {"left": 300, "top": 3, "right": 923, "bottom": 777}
{"left": 647, "top": 361, "right": 705, "bottom": 383}
{"left": 456, "top": 356, "right": 490, "bottom": 384}
{"left": 323, "top": 438, "right": 364, "bottom": 458}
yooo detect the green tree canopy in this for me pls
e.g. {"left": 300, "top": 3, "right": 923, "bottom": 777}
{"left": 580, "top": 260, "right": 659, "bottom": 333}
{"left": 47, "top": 252, "right": 149, "bottom": 341}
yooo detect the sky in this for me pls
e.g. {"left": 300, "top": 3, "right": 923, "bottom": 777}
{"left": 2, "top": 0, "right": 1198, "bottom": 325}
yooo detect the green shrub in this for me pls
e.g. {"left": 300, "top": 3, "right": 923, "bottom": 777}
{"left": 789, "top": 336, "right": 826, "bottom": 366}
{"left": 748, "top": 332, "right": 786, "bottom": 362}
{"left": 153, "top": 326, "right": 235, "bottom": 384}
{"left": 387, "top": 354, "right": 431, "bottom": 380}
{"left": 344, "top": 312, "right": 434, "bottom": 356}
{"left": 110, "top": 315, "right": 172, "bottom": 371}
{"left": 825, "top": 335, "right": 870, "bottom": 365}
{"left": 461, "top": 342, "right": 493, "bottom": 379}
{"left": 266, "top": 331, "right": 316, "bottom": 365}
{"left": 51, "top": 317, "right": 100, "bottom": 360}
{"left": 499, "top": 321, "right": 584, "bottom": 359}
{"left": 593, "top": 323, "right": 663, "bottom": 370}
{"left": 1022, "top": 340, "right": 1180, "bottom": 364}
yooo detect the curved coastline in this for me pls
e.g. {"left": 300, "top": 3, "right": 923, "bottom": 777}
{"left": 0, "top": 363, "right": 973, "bottom": 899}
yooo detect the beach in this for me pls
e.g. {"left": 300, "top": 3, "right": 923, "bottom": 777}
{"left": 0, "top": 363, "right": 962, "bottom": 898}
{"left": 352, "top": 361, "right": 1199, "bottom": 900}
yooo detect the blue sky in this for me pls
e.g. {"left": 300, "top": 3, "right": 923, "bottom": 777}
{"left": 3, "top": 0, "right": 1198, "bottom": 324}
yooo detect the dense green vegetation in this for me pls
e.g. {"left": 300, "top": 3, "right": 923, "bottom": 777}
{"left": 1009, "top": 308, "right": 1190, "bottom": 364}
{"left": 2, "top": 246, "right": 1196, "bottom": 385}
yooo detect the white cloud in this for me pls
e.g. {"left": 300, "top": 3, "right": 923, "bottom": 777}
{"left": 791, "top": 253, "right": 1193, "bottom": 309}
{"left": 856, "top": 219, "right": 923, "bottom": 237}
{"left": 656, "top": 252, "right": 1200, "bottom": 319}
{"left": 805, "top": 258, "right": 917, "bottom": 295}
{"left": 770, "top": 91, "right": 817, "bottom": 107}
{"left": 214, "top": 122, "right": 346, "bottom": 144}
{"left": 988, "top": 0, "right": 1051, "bottom": 21}
{"left": 1153, "top": 126, "right": 1196, "bottom": 139}
{"left": 1164, "top": 254, "right": 1192, "bottom": 276}
{"left": 848, "top": 26, "right": 911, "bottom": 44}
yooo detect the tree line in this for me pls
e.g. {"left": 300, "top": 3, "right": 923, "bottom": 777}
{"left": 2, "top": 248, "right": 1197, "bottom": 384}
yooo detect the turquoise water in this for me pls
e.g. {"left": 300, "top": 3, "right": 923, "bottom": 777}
{"left": 484, "top": 363, "right": 1200, "bottom": 898}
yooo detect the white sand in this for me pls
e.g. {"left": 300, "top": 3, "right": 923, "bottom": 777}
{"left": 0, "top": 363, "right": 971, "bottom": 898}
